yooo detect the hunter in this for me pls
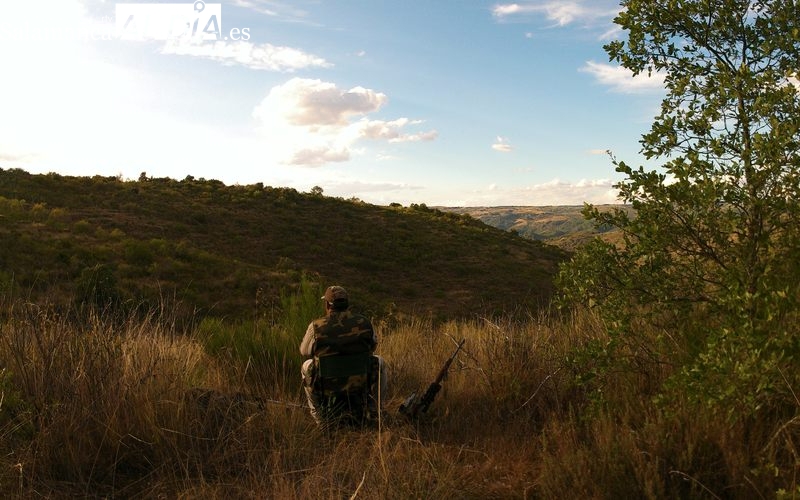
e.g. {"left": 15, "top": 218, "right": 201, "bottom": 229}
{"left": 300, "top": 285, "right": 387, "bottom": 423}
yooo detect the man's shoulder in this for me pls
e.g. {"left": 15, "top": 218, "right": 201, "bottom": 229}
{"left": 311, "top": 315, "right": 330, "bottom": 327}
{"left": 345, "top": 311, "right": 372, "bottom": 324}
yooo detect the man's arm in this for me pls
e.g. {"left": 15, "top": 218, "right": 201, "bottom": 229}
{"left": 299, "top": 323, "right": 316, "bottom": 357}
{"left": 360, "top": 316, "right": 378, "bottom": 352}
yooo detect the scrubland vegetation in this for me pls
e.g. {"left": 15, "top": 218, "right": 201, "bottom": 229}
{"left": 0, "top": 284, "right": 797, "bottom": 498}
{"left": 0, "top": 168, "right": 562, "bottom": 320}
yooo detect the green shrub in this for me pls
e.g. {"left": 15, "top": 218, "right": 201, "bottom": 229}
{"left": 72, "top": 219, "right": 91, "bottom": 234}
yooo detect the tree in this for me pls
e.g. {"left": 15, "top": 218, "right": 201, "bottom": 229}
{"left": 558, "top": 0, "right": 800, "bottom": 416}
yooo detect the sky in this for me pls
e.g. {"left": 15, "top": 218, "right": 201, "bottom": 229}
{"left": 0, "top": 0, "right": 667, "bottom": 206}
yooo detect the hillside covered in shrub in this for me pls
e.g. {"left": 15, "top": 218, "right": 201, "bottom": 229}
{"left": 441, "top": 205, "right": 628, "bottom": 250}
{"left": 0, "top": 168, "right": 565, "bottom": 321}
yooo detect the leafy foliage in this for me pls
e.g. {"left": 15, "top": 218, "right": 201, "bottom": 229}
{"left": 558, "top": 0, "right": 800, "bottom": 419}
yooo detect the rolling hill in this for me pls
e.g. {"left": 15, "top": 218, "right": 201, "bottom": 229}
{"left": 0, "top": 168, "right": 567, "bottom": 321}
{"left": 440, "top": 205, "right": 627, "bottom": 251}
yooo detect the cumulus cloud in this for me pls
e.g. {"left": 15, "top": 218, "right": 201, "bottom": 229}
{"left": 253, "top": 78, "right": 437, "bottom": 166}
{"left": 581, "top": 61, "right": 666, "bottom": 93}
{"left": 161, "top": 39, "right": 331, "bottom": 72}
{"left": 492, "top": 136, "right": 513, "bottom": 152}
{"left": 254, "top": 78, "right": 387, "bottom": 127}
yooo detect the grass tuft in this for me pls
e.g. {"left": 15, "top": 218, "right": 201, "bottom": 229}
{"left": 0, "top": 302, "right": 797, "bottom": 498}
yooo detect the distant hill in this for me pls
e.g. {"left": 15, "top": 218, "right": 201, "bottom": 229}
{"left": 0, "top": 168, "right": 567, "bottom": 321}
{"left": 439, "top": 205, "right": 627, "bottom": 251}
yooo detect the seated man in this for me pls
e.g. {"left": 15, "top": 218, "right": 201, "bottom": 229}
{"left": 300, "top": 285, "right": 388, "bottom": 425}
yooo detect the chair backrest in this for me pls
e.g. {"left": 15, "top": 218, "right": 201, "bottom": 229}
{"left": 315, "top": 352, "right": 372, "bottom": 396}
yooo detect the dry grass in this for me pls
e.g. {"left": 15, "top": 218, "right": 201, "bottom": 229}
{"left": 1, "top": 304, "right": 798, "bottom": 498}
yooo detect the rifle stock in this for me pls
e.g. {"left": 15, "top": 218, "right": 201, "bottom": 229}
{"left": 400, "top": 338, "right": 465, "bottom": 419}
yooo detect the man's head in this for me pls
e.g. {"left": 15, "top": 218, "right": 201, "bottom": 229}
{"left": 322, "top": 285, "right": 349, "bottom": 311}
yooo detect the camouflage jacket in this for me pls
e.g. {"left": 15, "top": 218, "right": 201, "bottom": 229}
{"left": 300, "top": 310, "right": 376, "bottom": 358}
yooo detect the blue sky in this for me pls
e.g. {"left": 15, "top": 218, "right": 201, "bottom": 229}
{"left": 0, "top": 0, "right": 666, "bottom": 206}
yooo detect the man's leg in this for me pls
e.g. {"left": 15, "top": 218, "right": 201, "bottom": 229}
{"left": 301, "top": 358, "right": 321, "bottom": 424}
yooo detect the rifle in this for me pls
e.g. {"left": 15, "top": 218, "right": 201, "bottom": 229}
{"left": 399, "top": 338, "right": 465, "bottom": 419}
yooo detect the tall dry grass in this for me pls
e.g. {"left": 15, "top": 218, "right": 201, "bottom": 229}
{"left": 0, "top": 301, "right": 797, "bottom": 498}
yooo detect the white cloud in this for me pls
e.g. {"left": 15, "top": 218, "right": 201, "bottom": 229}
{"left": 231, "top": 0, "right": 318, "bottom": 24}
{"left": 521, "top": 178, "right": 619, "bottom": 204}
{"left": 492, "top": 3, "right": 532, "bottom": 17}
{"left": 286, "top": 177, "right": 622, "bottom": 207}
{"left": 599, "top": 25, "right": 622, "bottom": 41}
{"left": 231, "top": 0, "right": 280, "bottom": 16}
{"left": 495, "top": 2, "right": 586, "bottom": 25}
{"left": 161, "top": 39, "right": 331, "bottom": 72}
{"left": 355, "top": 119, "right": 438, "bottom": 143}
{"left": 375, "top": 153, "right": 398, "bottom": 161}
{"left": 392, "top": 130, "right": 439, "bottom": 143}
{"left": 492, "top": 1, "right": 619, "bottom": 27}
{"left": 324, "top": 180, "right": 424, "bottom": 198}
{"left": 492, "top": 136, "right": 513, "bottom": 152}
{"left": 254, "top": 78, "right": 387, "bottom": 127}
{"left": 253, "top": 78, "right": 437, "bottom": 166}
{"left": 289, "top": 147, "right": 351, "bottom": 166}
{"left": 0, "top": 149, "right": 36, "bottom": 163}
{"left": 581, "top": 61, "right": 666, "bottom": 93}
{"left": 261, "top": 174, "right": 623, "bottom": 207}
{"left": 437, "top": 178, "right": 620, "bottom": 206}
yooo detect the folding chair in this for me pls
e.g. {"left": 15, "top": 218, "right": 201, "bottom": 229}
{"left": 313, "top": 351, "right": 373, "bottom": 426}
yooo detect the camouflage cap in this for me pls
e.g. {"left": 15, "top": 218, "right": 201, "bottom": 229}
{"left": 322, "top": 285, "right": 348, "bottom": 304}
